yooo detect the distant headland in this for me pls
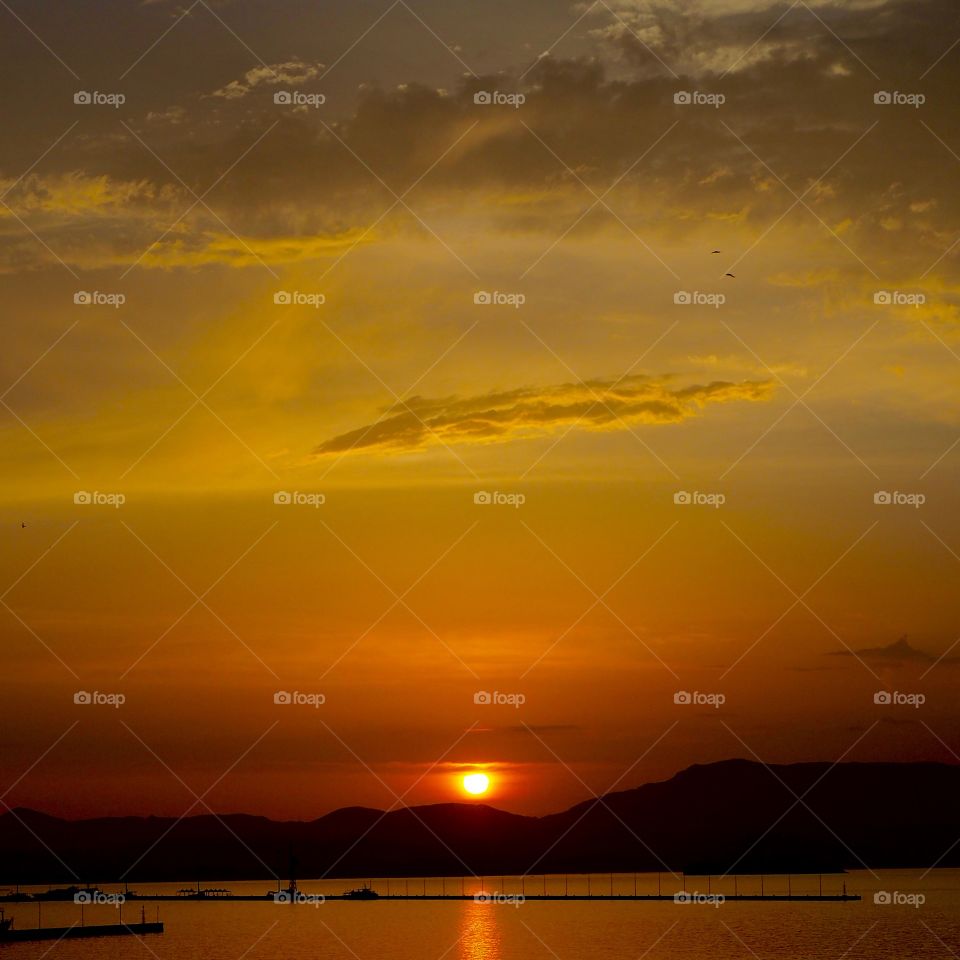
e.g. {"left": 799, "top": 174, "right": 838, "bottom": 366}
{"left": 2, "top": 759, "right": 958, "bottom": 883}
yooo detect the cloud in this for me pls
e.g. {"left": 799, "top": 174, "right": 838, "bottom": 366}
{"left": 313, "top": 374, "right": 774, "bottom": 455}
{"left": 828, "top": 636, "right": 958, "bottom": 665}
{"left": 3, "top": 0, "right": 960, "bottom": 282}
{"left": 211, "top": 60, "right": 325, "bottom": 100}
{"left": 0, "top": 172, "right": 164, "bottom": 218}
{"left": 501, "top": 724, "right": 581, "bottom": 735}
{"left": 0, "top": 168, "right": 371, "bottom": 271}
{"left": 137, "top": 226, "right": 371, "bottom": 269}
{"left": 598, "top": 0, "right": 905, "bottom": 76}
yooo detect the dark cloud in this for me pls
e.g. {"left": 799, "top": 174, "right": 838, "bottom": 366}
{"left": 829, "top": 636, "right": 958, "bottom": 665}
{"left": 878, "top": 715, "right": 922, "bottom": 728}
{"left": 2, "top": 0, "right": 960, "bottom": 275}
{"left": 502, "top": 725, "right": 581, "bottom": 735}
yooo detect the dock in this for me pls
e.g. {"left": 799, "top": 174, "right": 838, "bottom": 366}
{"left": 0, "top": 921, "right": 163, "bottom": 944}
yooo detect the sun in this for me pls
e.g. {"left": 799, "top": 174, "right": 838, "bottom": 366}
{"left": 462, "top": 772, "right": 490, "bottom": 796}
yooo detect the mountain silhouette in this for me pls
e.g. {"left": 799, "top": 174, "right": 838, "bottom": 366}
{"left": 2, "top": 759, "right": 958, "bottom": 883}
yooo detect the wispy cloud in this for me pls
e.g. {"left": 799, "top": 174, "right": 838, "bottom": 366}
{"left": 313, "top": 374, "right": 774, "bottom": 455}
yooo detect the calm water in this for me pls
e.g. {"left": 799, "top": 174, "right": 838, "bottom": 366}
{"left": 2, "top": 870, "right": 957, "bottom": 959}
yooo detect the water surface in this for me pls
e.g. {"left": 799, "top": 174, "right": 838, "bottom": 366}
{"left": 2, "top": 870, "right": 955, "bottom": 960}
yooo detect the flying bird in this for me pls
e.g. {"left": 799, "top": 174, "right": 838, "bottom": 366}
{"left": 725, "top": 272, "right": 735, "bottom": 278}
{"left": 712, "top": 249, "right": 721, "bottom": 254}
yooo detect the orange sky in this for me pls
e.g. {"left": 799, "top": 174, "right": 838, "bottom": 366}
{"left": 1, "top": 0, "right": 959, "bottom": 819}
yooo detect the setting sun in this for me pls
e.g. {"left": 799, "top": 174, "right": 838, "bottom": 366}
{"left": 463, "top": 773, "right": 490, "bottom": 796}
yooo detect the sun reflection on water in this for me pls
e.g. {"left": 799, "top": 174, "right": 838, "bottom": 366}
{"left": 460, "top": 901, "right": 502, "bottom": 960}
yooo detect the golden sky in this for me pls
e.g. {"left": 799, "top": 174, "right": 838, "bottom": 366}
{"left": 1, "top": 0, "right": 959, "bottom": 818}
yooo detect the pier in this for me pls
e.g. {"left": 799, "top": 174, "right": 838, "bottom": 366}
{"left": 0, "top": 921, "right": 163, "bottom": 944}
{"left": 108, "top": 892, "right": 859, "bottom": 902}
{"left": 0, "top": 875, "right": 861, "bottom": 912}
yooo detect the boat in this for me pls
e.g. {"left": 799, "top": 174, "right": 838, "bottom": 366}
{"left": 343, "top": 886, "right": 379, "bottom": 900}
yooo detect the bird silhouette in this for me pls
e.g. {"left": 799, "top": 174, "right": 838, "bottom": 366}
{"left": 725, "top": 272, "right": 735, "bottom": 278}
{"left": 712, "top": 249, "right": 721, "bottom": 254}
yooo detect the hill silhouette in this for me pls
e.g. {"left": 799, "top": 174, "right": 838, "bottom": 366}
{"left": 2, "top": 759, "right": 958, "bottom": 883}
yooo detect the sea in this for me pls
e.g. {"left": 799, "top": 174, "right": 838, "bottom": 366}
{"left": 1, "top": 869, "right": 956, "bottom": 959}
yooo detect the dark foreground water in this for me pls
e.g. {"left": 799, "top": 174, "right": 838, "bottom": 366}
{"left": 1, "top": 870, "right": 955, "bottom": 959}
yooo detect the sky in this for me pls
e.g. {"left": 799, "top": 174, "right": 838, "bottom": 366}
{"left": 1, "top": 0, "right": 960, "bottom": 820}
